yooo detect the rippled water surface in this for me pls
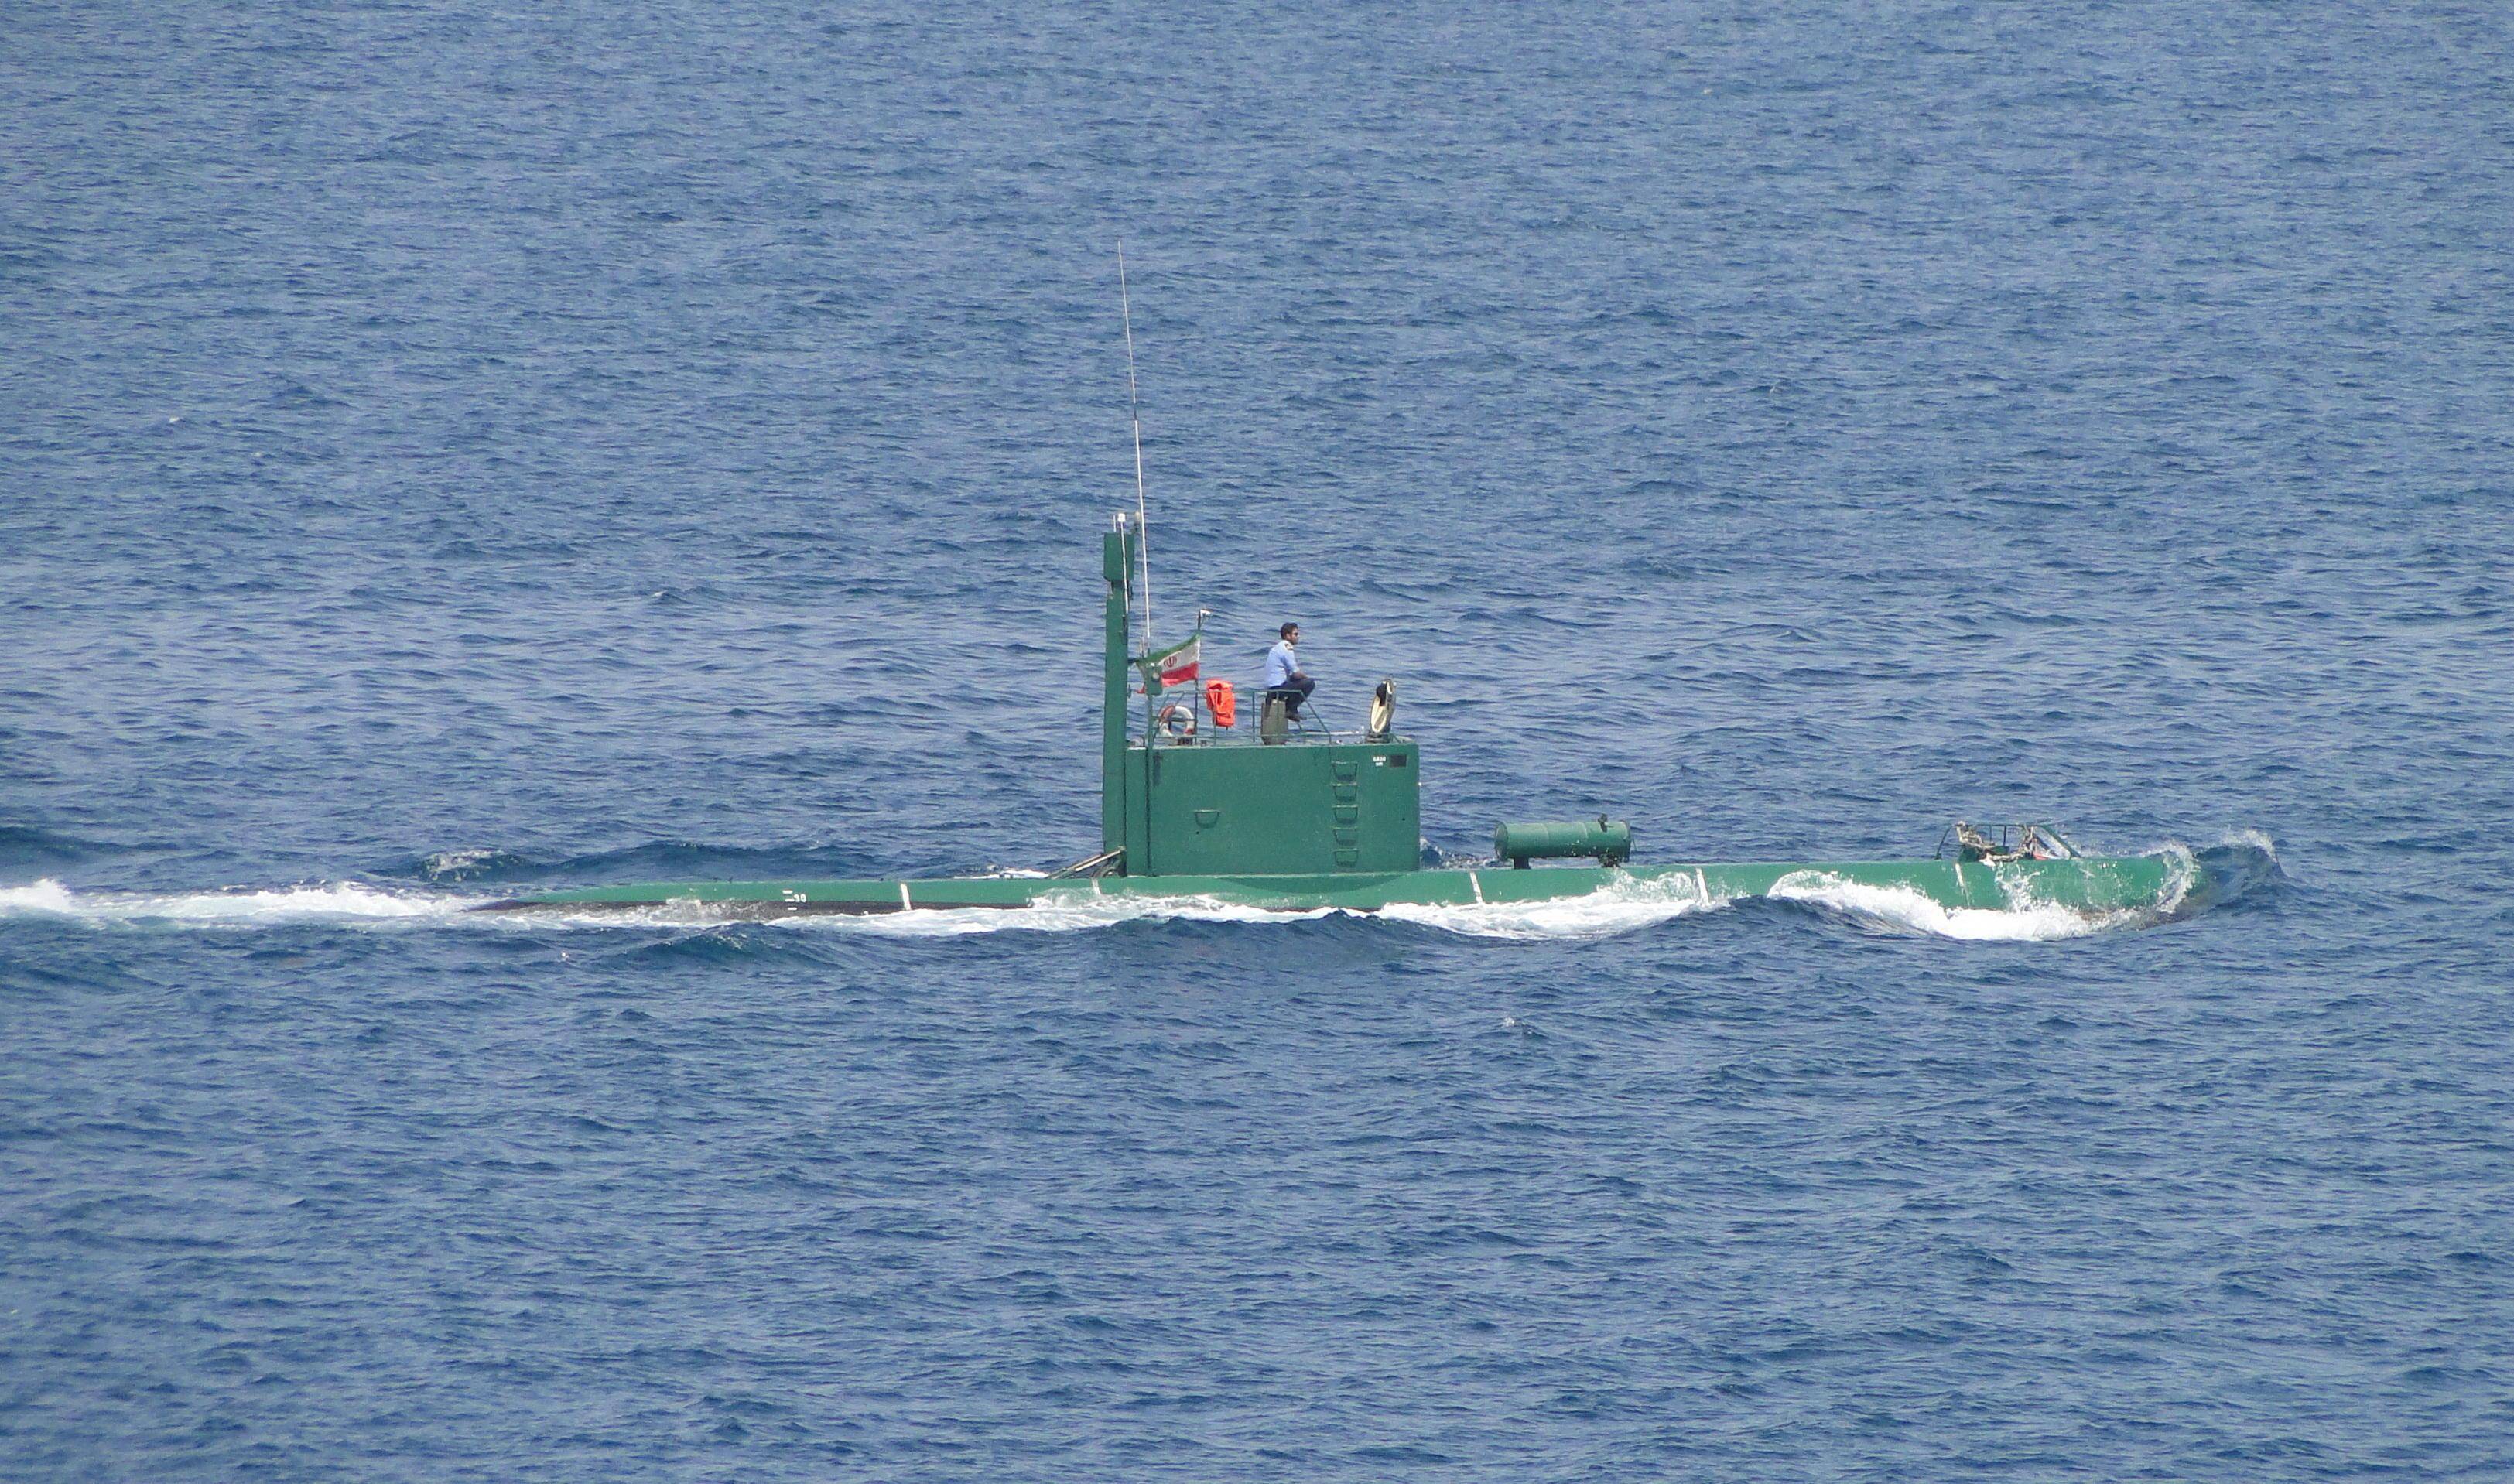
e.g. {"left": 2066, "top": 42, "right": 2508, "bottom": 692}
{"left": 5, "top": 2, "right": 2512, "bottom": 1478}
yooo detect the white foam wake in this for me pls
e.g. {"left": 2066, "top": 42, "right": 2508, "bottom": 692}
{"left": 1, "top": 867, "right": 2156, "bottom": 943}
{"left": 0, "top": 877, "right": 1305, "bottom": 937}
{"left": 0, "top": 874, "right": 1728, "bottom": 941}
{"left": 1378, "top": 873, "right": 1726, "bottom": 941}
{"left": 1763, "top": 871, "right": 2131, "bottom": 941}
{"left": 744, "top": 883, "right": 1732, "bottom": 942}
{"left": 0, "top": 878, "right": 470, "bottom": 927}
{"left": 742, "top": 890, "right": 1313, "bottom": 939}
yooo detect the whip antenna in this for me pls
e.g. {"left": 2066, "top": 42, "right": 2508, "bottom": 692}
{"left": 1117, "top": 241, "right": 1154, "bottom": 648}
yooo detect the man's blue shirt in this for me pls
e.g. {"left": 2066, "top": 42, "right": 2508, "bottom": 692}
{"left": 1262, "top": 640, "right": 1299, "bottom": 689}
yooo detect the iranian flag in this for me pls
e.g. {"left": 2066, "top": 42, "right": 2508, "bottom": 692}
{"left": 1138, "top": 634, "right": 1200, "bottom": 692}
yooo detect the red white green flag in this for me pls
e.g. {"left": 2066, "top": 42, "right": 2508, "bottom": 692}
{"left": 1138, "top": 634, "right": 1200, "bottom": 692}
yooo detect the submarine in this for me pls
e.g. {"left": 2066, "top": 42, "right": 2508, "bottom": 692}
{"left": 481, "top": 512, "right": 2198, "bottom": 922}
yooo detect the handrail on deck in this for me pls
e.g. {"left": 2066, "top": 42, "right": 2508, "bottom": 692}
{"left": 1143, "top": 682, "right": 1357, "bottom": 747}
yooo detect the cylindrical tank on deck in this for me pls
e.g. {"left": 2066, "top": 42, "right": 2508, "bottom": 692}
{"left": 1493, "top": 817, "right": 1633, "bottom": 868}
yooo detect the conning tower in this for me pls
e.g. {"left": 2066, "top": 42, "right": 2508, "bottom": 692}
{"left": 1100, "top": 515, "right": 1418, "bottom": 877}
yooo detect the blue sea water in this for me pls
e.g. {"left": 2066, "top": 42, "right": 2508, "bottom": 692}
{"left": 5, "top": 1, "right": 2512, "bottom": 1476}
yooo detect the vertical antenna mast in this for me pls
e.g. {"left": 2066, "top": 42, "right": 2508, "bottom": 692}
{"left": 1117, "top": 241, "right": 1154, "bottom": 649}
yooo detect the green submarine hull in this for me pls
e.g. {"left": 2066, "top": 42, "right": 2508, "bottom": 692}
{"left": 481, "top": 515, "right": 2194, "bottom": 925}
{"left": 479, "top": 853, "right": 2185, "bottom": 918}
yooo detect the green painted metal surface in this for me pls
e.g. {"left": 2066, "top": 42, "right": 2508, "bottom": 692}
{"left": 481, "top": 853, "right": 2184, "bottom": 918}
{"left": 1141, "top": 740, "right": 1419, "bottom": 875}
{"left": 1495, "top": 818, "right": 1633, "bottom": 867}
{"left": 1100, "top": 521, "right": 1136, "bottom": 860}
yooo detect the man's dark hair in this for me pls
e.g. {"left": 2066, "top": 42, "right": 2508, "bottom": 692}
{"left": 1279, "top": 622, "right": 1298, "bottom": 638}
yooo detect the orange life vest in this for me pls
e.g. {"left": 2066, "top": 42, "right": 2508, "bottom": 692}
{"left": 1204, "top": 678, "right": 1236, "bottom": 730}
